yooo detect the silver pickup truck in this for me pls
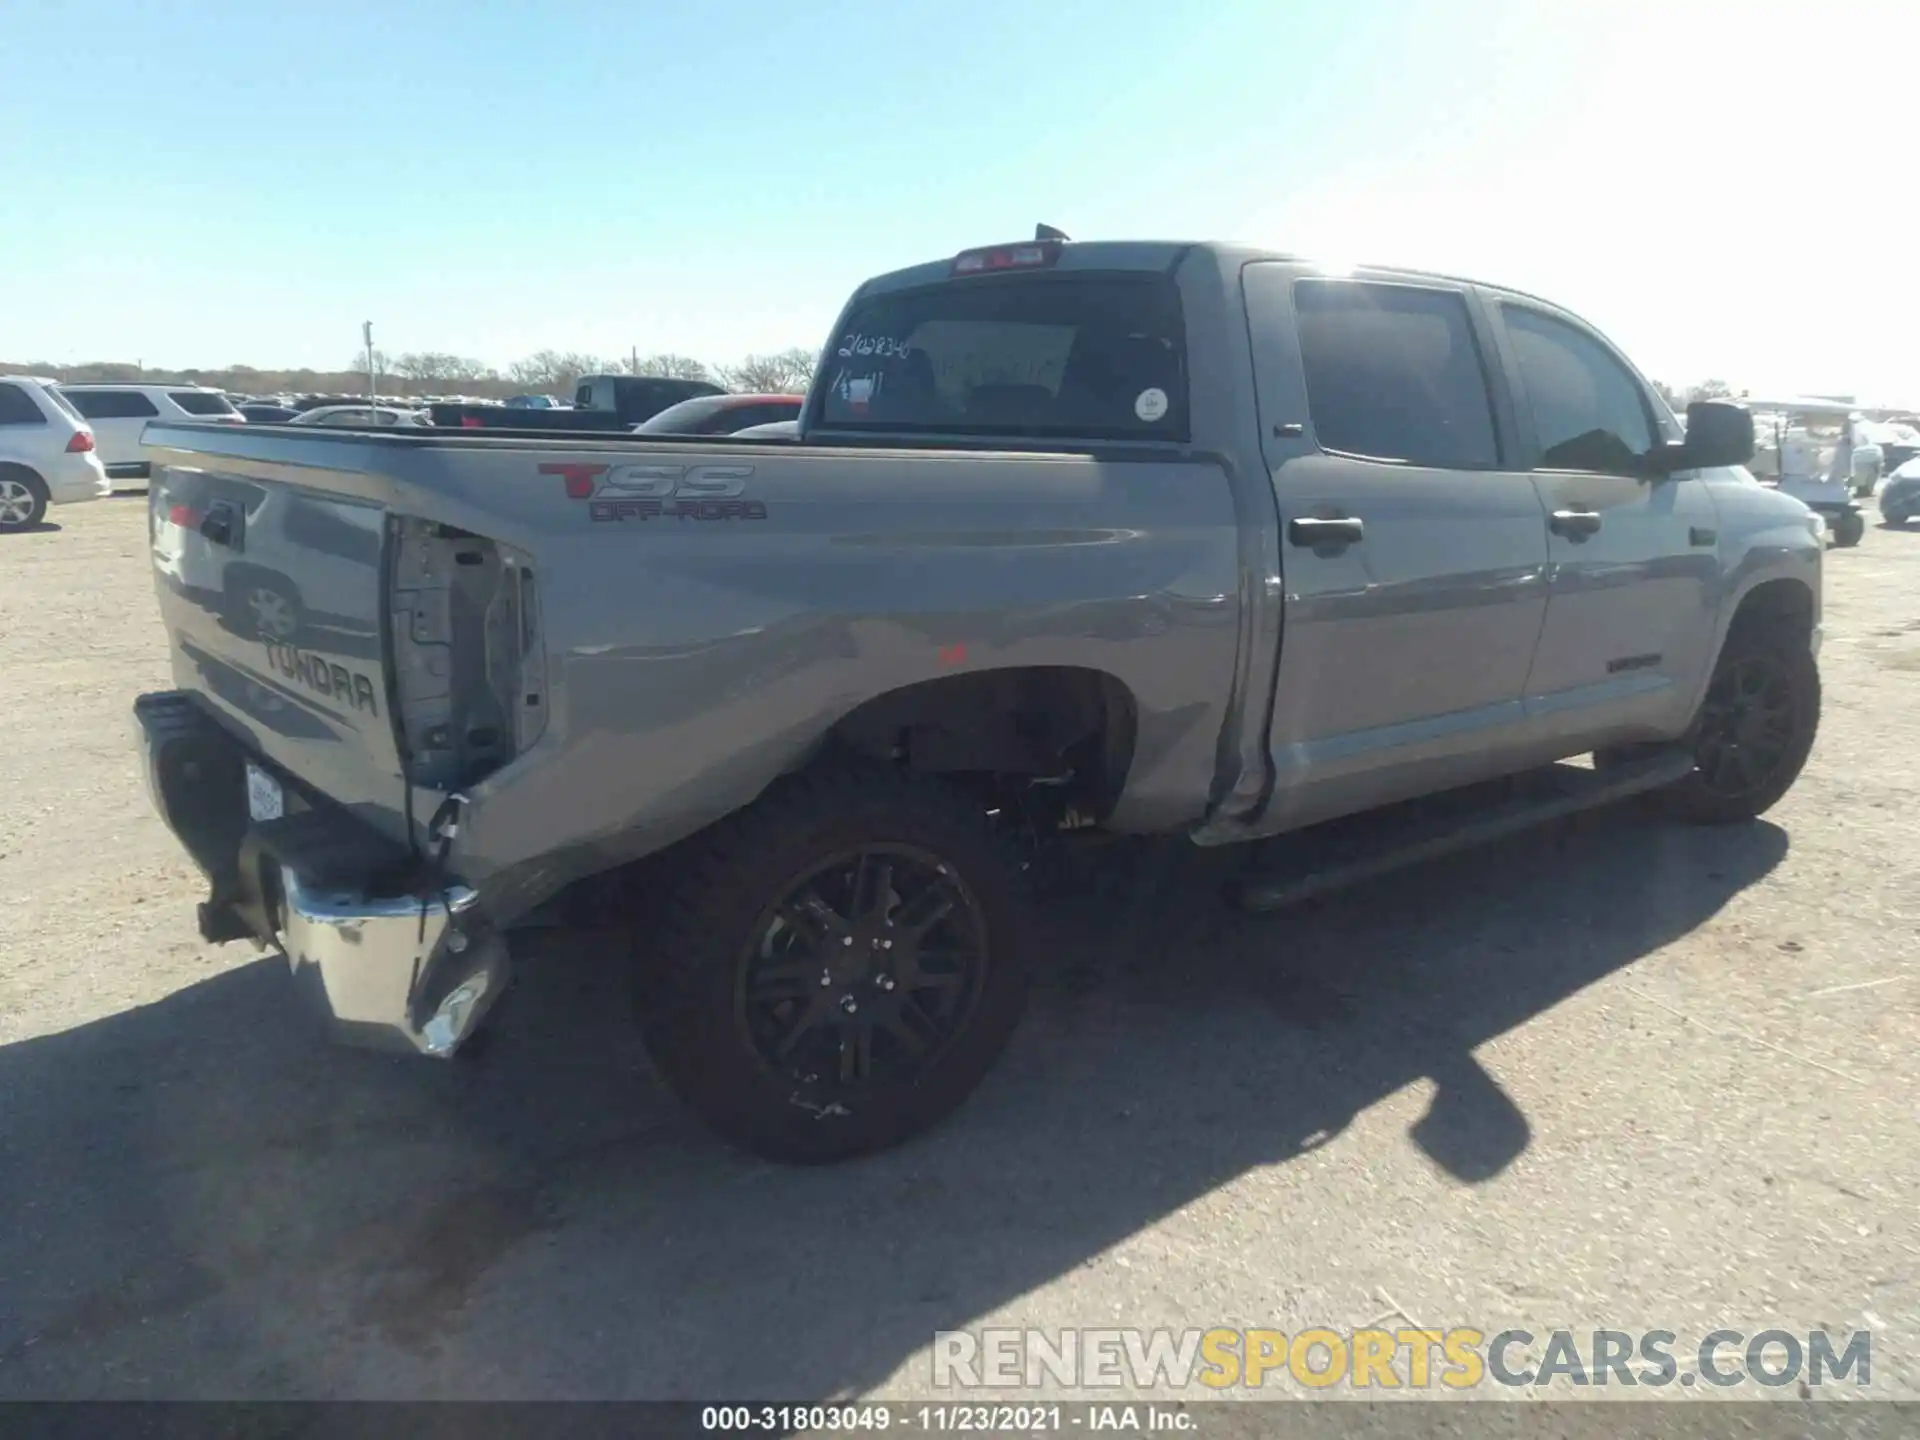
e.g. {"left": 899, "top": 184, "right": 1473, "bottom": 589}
{"left": 134, "top": 237, "right": 1824, "bottom": 1162}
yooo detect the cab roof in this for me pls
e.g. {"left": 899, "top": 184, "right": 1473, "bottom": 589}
{"left": 850, "top": 238, "right": 1577, "bottom": 315}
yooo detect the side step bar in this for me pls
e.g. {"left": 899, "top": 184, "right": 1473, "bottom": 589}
{"left": 1228, "top": 748, "right": 1695, "bottom": 913}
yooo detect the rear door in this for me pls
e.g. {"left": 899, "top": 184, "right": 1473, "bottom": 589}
{"left": 1243, "top": 265, "right": 1552, "bottom": 829}
{"left": 1487, "top": 297, "right": 1721, "bottom": 748}
{"left": 63, "top": 389, "right": 159, "bottom": 476}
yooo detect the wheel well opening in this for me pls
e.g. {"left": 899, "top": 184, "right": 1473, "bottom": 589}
{"left": 1729, "top": 579, "right": 1814, "bottom": 647}
{"left": 824, "top": 667, "right": 1138, "bottom": 823}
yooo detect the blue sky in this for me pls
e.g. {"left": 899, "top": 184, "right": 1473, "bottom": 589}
{"left": 4, "top": 0, "right": 1915, "bottom": 401}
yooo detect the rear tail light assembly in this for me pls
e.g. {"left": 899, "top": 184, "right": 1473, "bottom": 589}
{"left": 66, "top": 431, "right": 95, "bottom": 453}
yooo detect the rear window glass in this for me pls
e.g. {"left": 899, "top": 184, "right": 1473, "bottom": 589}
{"left": 170, "top": 390, "right": 238, "bottom": 416}
{"left": 0, "top": 383, "right": 48, "bottom": 426}
{"left": 815, "top": 274, "right": 1188, "bottom": 441}
{"left": 66, "top": 389, "right": 160, "bottom": 419}
{"left": 42, "top": 386, "right": 85, "bottom": 423}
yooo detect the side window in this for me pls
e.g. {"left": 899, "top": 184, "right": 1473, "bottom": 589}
{"left": 1293, "top": 279, "right": 1500, "bottom": 469}
{"left": 67, "top": 390, "right": 160, "bottom": 419}
{"left": 0, "top": 383, "right": 49, "bottom": 425}
{"left": 1502, "top": 306, "right": 1656, "bottom": 473}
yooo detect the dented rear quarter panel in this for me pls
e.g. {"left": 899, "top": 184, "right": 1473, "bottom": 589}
{"left": 143, "top": 426, "right": 1246, "bottom": 921}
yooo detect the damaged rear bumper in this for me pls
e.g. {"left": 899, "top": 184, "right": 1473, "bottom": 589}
{"left": 132, "top": 690, "right": 510, "bottom": 1057}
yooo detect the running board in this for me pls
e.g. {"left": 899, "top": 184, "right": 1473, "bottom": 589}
{"left": 1228, "top": 749, "right": 1695, "bottom": 914}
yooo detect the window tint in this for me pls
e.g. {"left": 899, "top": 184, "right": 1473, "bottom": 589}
{"left": 1503, "top": 306, "right": 1655, "bottom": 473}
{"left": 65, "top": 389, "right": 160, "bottom": 419}
{"left": 713, "top": 401, "right": 800, "bottom": 434}
{"left": 816, "top": 274, "right": 1188, "bottom": 441}
{"left": 635, "top": 396, "right": 728, "bottom": 434}
{"left": 170, "top": 390, "right": 238, "bottom": 416}
{"left": 1293, "top": 280, "right": 1499, "bottom": 468}
{"left": 0, "top": 383, "right": 48, "bottom": 425}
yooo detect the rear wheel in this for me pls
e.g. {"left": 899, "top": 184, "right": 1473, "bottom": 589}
{"left": 0, "top": 468, "right": 48, "bottom": 533}
{"left": 1661, "top": 628, "right": 1820, "bottom": 825}
{"left": 636, "top": 767, "right": 1034, "bottom": 1163}
{"left": 225, "top": 570, "right": 302, "bottom": 642}
{"left": 1830, "top": 510, "right": 1865, "bottom": 547}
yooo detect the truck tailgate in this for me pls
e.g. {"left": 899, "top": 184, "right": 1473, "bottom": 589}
{"left": 149, "top": 463, "right": 411, "bottom": 838}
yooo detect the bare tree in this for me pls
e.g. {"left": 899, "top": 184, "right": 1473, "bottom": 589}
{"left": 718, "top": 346, "right": 818, "bottom": 395}
{"left": 346, "top": 349, "right": 391, "bottom": 394}
{"left": 625, "top": 353, "right": 714, "bottom": 383}
{"left": 1686, "top": 378, "right": 1734, "bottom": 405}
{"left": 508, "top": 349, "right": 611, "bottom": 395}
{"left": 393, "top": 352, "right": 495, "bottom": 393}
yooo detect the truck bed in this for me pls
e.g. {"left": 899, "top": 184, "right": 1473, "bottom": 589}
{"left": 140, "top": 420, "right": 1249, "bottom": 924}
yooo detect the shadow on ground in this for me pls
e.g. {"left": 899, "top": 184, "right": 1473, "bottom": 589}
{"left": 0, "top": 809, "right": 1786, "bottom": 1399}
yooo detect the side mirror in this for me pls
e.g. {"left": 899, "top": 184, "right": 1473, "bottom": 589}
{"left": 1650, "top": 399, "right": 1755, "bottom": 474}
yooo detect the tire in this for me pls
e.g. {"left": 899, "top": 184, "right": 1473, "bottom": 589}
{"left": 0, "top": 468, "right": 49, "bottom": 533}
{"left": 224, "top": 569, "right": 302, "bottom": 642}
{"left": 1882, "top": 507, "right": 1910, "bottom": 529}
{"left": 1830, "top": 511, "right": 1865, "bottom": 548}
{"left": 1661, "top": 626, "right": 1820, "bottom": 825}
{"left": 636, "top": 766, "right": 1035, "bottom": 1164}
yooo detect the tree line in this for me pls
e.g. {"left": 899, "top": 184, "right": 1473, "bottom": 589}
{"left": 0, "top": 346, "right": 821, "bottom": 401}
{"left": 3, "top": 349, "right": 1740, "bottom": 413}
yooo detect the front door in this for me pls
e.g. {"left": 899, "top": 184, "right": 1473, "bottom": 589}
{"left": 1242, "top": 265, "right": 1553, "bottom": 832}
{"left": 1488, "top": 299, "right": 1721, "bottom": 750}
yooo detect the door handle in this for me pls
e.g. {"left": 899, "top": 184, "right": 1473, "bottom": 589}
{"left": 1288, "top": 515, "right": 1365, "bottom": 548}
{"left": 1549, "top": 508, "right": 1602, "bottom": 540}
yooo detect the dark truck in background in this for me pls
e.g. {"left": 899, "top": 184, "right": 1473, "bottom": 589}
{"left": 428, "top": 375, "right": 723, "bottom": 432}
{"left": 134, "top": 235, "right": 1824, "bottom": 1163}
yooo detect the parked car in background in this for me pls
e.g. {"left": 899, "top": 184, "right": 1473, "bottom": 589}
{"left": 505, "top": 394, "right": 564, "bottom": 409}
{"left": 0, "top": 375, "right": 111, "bottom": 531}
{"left": 633, "top": 393, "right": 804, "bottom": 435}
{"left": 289, "top": 405, "right": 428, "bottom": 427}
{"left": 732, "top": 418, "right": 800, "bottom": 439}
{"left": 238, "top": 403, "right": 300, "bottom": 424}
{"left": 58, "top": 383, "right": 242, "bottom": 483}
{"left": 571, "top": 374, "right": 725, "bottom": 424}
{"left": 1880, "top": 457, "right": 1920, "bottom": 527}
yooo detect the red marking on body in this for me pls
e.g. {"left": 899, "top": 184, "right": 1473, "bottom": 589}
{"left": 539, "top": 462, "right": 610, "bottom": 499}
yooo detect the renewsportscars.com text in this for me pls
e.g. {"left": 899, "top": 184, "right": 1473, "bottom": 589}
{"left": 933, "top": 1327, "right": 1873, "bottom": 1391}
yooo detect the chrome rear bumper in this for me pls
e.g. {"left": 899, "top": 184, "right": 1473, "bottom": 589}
{"left": 134, "top": 689, "right": 510, "bottom": 1057}
{"left": 279, "top": 871, "right": 510, "bottom": 1057}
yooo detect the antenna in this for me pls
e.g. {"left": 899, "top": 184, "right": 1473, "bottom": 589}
{"left": 1035, "top": 223, "right": 1070, "bottom": 242}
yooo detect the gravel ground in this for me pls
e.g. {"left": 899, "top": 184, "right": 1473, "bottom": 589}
{"left": 0, "top": 496, "right": 1915, "bottom": 1413}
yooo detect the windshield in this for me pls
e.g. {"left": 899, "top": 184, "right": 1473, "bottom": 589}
{"left": 170, "top": 390, "right": 238, "bottom": 416}
{"left": 814, "top": 273, "right": 1188, "bottom": 442}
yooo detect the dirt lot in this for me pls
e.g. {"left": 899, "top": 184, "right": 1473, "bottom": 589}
{"left": 1, "top": 495, "right": 1916, "bottom": 1407}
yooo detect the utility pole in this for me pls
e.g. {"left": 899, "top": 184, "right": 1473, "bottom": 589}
{"left": 363, "top": 321, "right": 376, "bottom": 401}
{"left": 631, "top": 344, "right": 639, "bottom": 374}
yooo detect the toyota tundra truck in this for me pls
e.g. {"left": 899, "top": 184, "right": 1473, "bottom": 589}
{"left": 134, "top": 236, "right": 1825, "bottom": 1162}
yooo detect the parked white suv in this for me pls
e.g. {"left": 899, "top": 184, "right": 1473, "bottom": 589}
{"left": 58, "top": 383, "right": 242, "bottom": 484}
{"left": 0, "top": 376, "right": 112, "bottom": 532}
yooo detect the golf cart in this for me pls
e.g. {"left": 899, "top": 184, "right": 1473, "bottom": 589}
{"left": 1741, "top": 396, "right": 1871, "bottom": 547}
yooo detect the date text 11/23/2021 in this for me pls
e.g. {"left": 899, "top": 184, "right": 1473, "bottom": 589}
{"left": 700, "top": 1405, "right": 1196, "bottom": 1432}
